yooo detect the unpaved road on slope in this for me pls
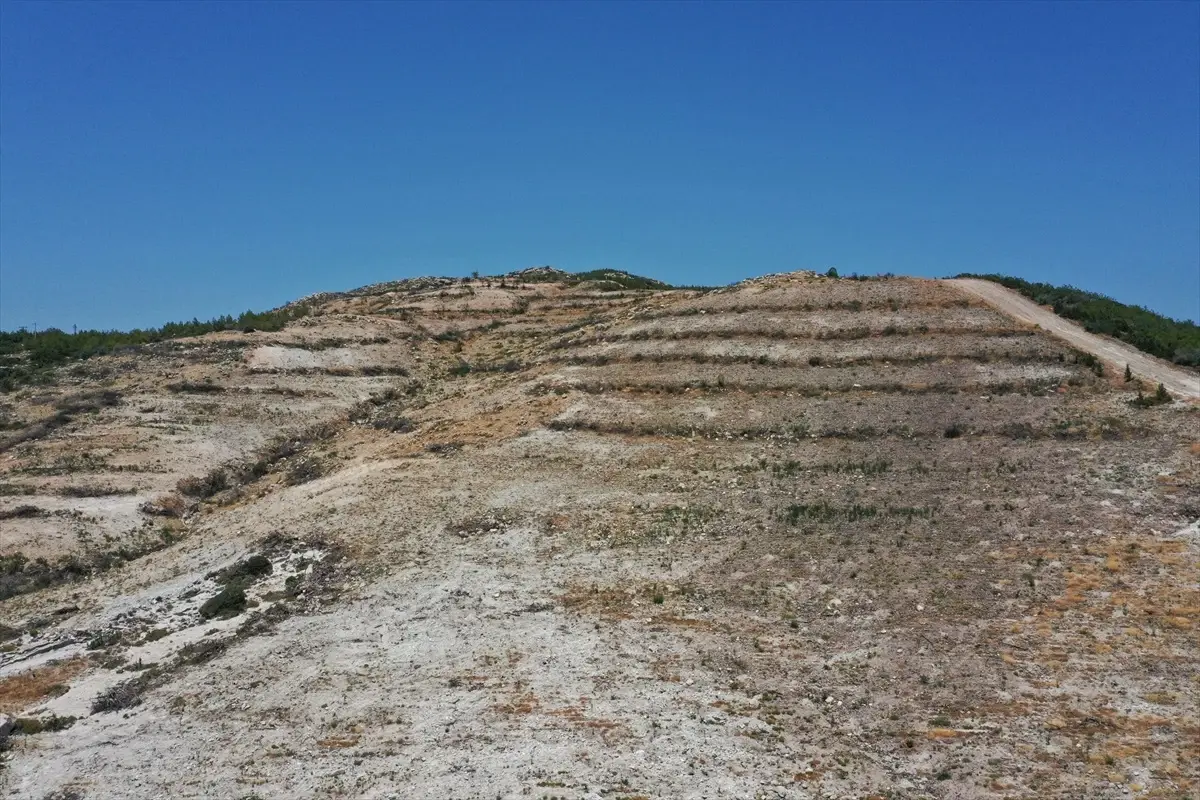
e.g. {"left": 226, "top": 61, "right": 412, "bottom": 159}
{"left": 947, "top": 278, "right": 1200, "bottom": 400}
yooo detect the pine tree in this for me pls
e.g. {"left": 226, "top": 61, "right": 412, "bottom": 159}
{"left": 1124, "top": 364, "right": 1132, "bottom": 382}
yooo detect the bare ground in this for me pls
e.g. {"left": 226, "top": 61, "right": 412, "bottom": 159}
{"left": 1, "top": 271, "right": 1196, "bottom": 799}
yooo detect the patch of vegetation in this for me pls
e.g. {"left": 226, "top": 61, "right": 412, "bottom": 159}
{"left": 370, "top": 414, "right": 415, "bottom": 432}
{"left": 649, "top": 505, "right": 715, "bottom": 537}
{"left": 570, "top": 269, "right": 672, "bottom": 291}
{"left": 0, "top": 504, "right": 45, "bottom": 520}
{"left": 509, "top": 267, "right": 675, "bottom": 291}
{"left": 1131, "top": 383, "right": 1173, "bottom": 408}
{"left": 56, "top": 484, "right": 135, "bottom": 498}
{"left": 958, "top": 274, "right": 1200, "bottom": 366}
{"left": 91, "top": 668, "right": 161, "bottom": 713}
{"left": 943, "top": 422, "right": 967, "bottom": 439}
{"left": 165, "top": 380, "right": 225, "bottom": 393}
{"left": 87, "top": 630, "right": 124, "bottom": 650}
{"left": 348, "top": 389, "right": 417, "bottom": 433}
{"left": 177, "top": 468, "right": 229, "bottom": 499}
{"left": 284, "top": 456, "right": 324, "bottom": 485}
{"left": 770, "top": 458, "right": 891, "bottom": 476}
{"left": 476, "top": 359, "right": 524, "bottom": 373}
{"left": 199, "top": 584, "right": 248, "bottom": 620}
{"left": 232, "top": 423, "right": 334, "bottom": 484}
{"left": 783, "top": 503, "right": 934, "bottom": 524}
{"left": 10, "top": 714, "right": 78, "bottom": 735}
{"left": 0, "top": 390, "right": 121, "bottom": 453}
{"left": 296, "top": 335, "right": 390, "bottom": 351}
{"left": 0, "top": 527, "right": 182, "bottom": 601}
{"left": 0, "top": 306, "right": 311, "bottom": 391}
{"left": 141, "top": 627, "right": 170, "bottom": 644}
{"left": 211, "top": 554, "right": 273, "bottom": 586}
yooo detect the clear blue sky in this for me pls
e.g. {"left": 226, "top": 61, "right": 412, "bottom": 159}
{"left": 1, "top": 1, "right": 1197, "bottom": 330}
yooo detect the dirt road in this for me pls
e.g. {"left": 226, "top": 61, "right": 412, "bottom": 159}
{"left": 947, "top": 278, "right": 1200, "bottom": 400}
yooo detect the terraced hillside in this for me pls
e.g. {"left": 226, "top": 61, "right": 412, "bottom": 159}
{"left": 1, "top": 270, "right": 1196, "bottom": 799}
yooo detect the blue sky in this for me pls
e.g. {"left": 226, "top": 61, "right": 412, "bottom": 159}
{"left": 1, "top": 1, "right": 1197, "bottom": 330}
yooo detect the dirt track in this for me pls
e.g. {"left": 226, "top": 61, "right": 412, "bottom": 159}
{"left": 947, "top": 278, "right": 1200, "bottom": 400}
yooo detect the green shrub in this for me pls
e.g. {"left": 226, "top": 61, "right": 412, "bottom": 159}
{"left": 87, "top": 630, "right": 123, "bottom": 650}
{"left": 11, "top": 714, "right": 77, "bottom": 735}
{"left": 199, "top": 585, "right": 247, "bottom": 620}
{"left": 371, "top": 415, "right": 414, "bottom": 432}
{"left": 214, "top": 554, "right": 272, "bottom": 585}
{"left": 1131, "top": 383, "right": 1173, "bottom": 408}
{"left": 284, "top": 457, "right": 323, "bottom": 485}
{"left": 176, "top": 468, "right": 229, "bottom": 499}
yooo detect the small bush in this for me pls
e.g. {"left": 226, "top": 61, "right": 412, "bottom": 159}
{"left": 215, "top": 554, "right": 272, "bottom": 585}
{"left": 140, "top": 493, "right": 186, "bottom": 517}
{"left": 141, "top": 628, "right": 170, "bottom": 644}
{"left": 176, "top": 468, "right": 229, "bottom": 499}
{"left": 371, "top": 415, "right": 415, "bottom": 433}
{"left": 199, "top": 584, "right": 247, "bottom": 620}
{"left": 87, "top": 630, "right": 123, "bottom": 650}
{"left": 54, "top": 390, "right": 121, "bottom": 414}
{"left": 999, "top": 422, "right": 1035, "bottom": 439}
{"left": 176, "top": 637, "right": 229, "bottom": 665}
{"left": 943, "top": 423, "right": 966, "bottom": 439}
{"left": 11, "top": 714, "right": 78, "bottom": 735}
{"left": 284, "top": 457, "right": 323, "bottom": 485}
{"left": 91, "top": 671, "right": 158, "bottom": 713}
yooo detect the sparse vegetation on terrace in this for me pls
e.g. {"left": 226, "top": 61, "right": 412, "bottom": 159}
{"left": 0, "top": 305, "right": 312, "bottom": 391}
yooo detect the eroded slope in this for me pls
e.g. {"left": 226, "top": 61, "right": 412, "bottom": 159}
{"left": 1, "top": 272, "right": 1197, "bottom": 799}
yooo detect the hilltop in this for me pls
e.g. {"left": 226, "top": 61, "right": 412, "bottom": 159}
{"left": 0, "top": 268, "right": 1196, "bottom": 799}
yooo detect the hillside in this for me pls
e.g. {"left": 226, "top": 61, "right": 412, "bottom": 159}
{"left": 1, "top": 269, "right": 1197, "bottom": 799}
{"left": 956, "top": 274, "right": 1200, "bottom": 368}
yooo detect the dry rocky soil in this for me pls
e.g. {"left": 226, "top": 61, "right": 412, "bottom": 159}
{"left": 0, "top": 268, "right": 1196, "bottom": 799}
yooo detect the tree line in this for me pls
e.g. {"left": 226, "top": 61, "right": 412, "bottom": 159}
{"left": 0, "top": 306, "right": 309, "bottom": 391}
